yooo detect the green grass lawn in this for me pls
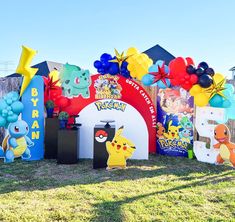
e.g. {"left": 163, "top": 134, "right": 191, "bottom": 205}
{"left": 0, "top": 155, "right": 234, "bottom": 222}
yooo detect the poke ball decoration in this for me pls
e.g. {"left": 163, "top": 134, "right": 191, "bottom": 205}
{"left": 95, "top": 130, "right": 108, "bottom": 143}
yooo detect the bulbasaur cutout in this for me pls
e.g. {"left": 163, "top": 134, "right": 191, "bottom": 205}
{"left": 60, "top": 63, "right": 91, "bottom": 98}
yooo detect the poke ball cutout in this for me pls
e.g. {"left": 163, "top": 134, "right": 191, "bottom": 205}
{"left": 95, "top": 130, "right": 108, "bottom": 143}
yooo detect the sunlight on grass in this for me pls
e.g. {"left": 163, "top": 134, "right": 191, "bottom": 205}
{"left": 0, "top": 155, "right": 234, "bottom": 222}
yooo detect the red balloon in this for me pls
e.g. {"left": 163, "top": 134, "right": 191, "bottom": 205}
{"left": 49, "top": 88, "right": 62, "bottom": 100}
{"left": 190, "top": 74, "right": 198, "bottom": 84}
{"left": 185, "top": 57, "right": 194, "bottom": 66}
{"left": 183, "top": 83, "right": 192, "bottom": 91}
{"left": 169, "top": 56, "right": 197, "bottom": 91}
{"left": 170, "top": 79, "right": 179, "bottom": 86}
{"left": 169, "top": 57, "right": 186, "bottom": 74}
{"left": 55, "top": 96, "right": 70, "bottom": 108}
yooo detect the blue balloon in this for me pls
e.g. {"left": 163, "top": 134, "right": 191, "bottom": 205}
{"left": 142, "top": 74, "right": 154, "bottom": 86}
{"left": 108, "top": 63, "right": 119, "bottom": 75}
{"left": 101, "top": 61, "right": 110, "bottom": 69}
{"left": 94, "top": 60, "right": 102, "bottom": 69}
{"left": 209, "top": 94, "right": 223, "bottom": 107}
{"left": 100, "top": 53, "right": 112, "bottom": 62}
{"left": 121, "top": 61, "right": 128, "bottom": 68}
{"left": 98, "top": 68, "right": 105, "bottom": 74}
{"left": 157, "top": 79, "right": 171, "bottom": 89}
{"left": 198, "top": 62, "right": 209, "bottom": 70}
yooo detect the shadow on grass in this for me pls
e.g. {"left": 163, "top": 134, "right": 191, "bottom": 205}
{"left": 91, "top": 171, "right": 234, "bottom": 222}
{"left": 0, "top": 155, "right": 234, "bottom": 196}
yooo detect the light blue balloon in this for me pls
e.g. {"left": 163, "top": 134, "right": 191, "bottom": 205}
{"left": 157, "top": 79, "right": 171, "bottom": 89}
{"left": 222, "top": 99, "right": 231, "bottom": 108}
{"left": 2, "top": 113, "right": 7, "bottom": 117}
{"left": 209, "top": 94, "right": 223, "bottom": 107}
{"left": 217, "top": 112, "right": 229, "bottom": 124}
{"left": 0, "top": 99, "right": 7, "bottom": 111}
{"left": 164, "top": 65, "right": 169, "bottom": 74}
{"left": 7, "top": 91, "right": 19, "bottom": 100}
{"left": 148, "top": 64, "right": 158, "bottom": 73}
{"left": 226, "top": 102, "right": 235, "bottom": 120}
{"left": 7, "top": 114, "right": 18, "bottom": 123}
{"left": 6, "top": 99, "right": 13, "bottom": 105}
{"left": 142, "top": 74, "right": 154, "bottom": 86}
{"left": 155, "top": 60, "right": 164, "bottom": 67}
{"left": 0, "top": 116, "right": 6, "bottom": 127}
{"left": 11, "top": 101, "right": 24, "bottom": 114}
{"left": 8, "top": 111, "right": 13, "bottom": 116}
{"left": 2, "top": 109, "right": 8, "bottom": 115}
{"left": 224, "top": 84, "right": 234, "bottom": 93}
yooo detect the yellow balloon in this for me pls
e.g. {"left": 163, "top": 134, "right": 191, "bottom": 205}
{"left": 194, "top": 93, "right": 209, "bottom": 107}
{"left": 126, "top": 47, "right": 153, "bottom": 80}
{"left": 213, "top": 73, "right": 225, "bottom": 84}
{"left": 16, "top": 46, "right": 38, "bottom": 96}
{"left": 49, "top": 70, "right": 61, "bottom": 86}
{"left": 126, "top": 47, "right": 139, "bottom": 56}
{"left": 189, "top": 84, "right": 203, "bottom": 96}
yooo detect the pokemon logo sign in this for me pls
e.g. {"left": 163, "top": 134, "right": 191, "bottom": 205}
{"left": 94, "top": 100, "right": 127, "bottom": 112}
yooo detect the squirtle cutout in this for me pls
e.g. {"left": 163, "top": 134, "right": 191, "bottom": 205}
{"left": 0, "top": 120, "right": 34, "bottom": 163}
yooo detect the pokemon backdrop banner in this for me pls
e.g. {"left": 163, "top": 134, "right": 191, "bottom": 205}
{"left": 156, "top": 87, "right": 194, "bottom": 157}
{"left": 62, "top": 73, "right": 156, "bottom": 159}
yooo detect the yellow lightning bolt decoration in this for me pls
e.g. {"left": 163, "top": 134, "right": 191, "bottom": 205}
{"left": 16, "top": 45, "right": 38, "bottom": 97}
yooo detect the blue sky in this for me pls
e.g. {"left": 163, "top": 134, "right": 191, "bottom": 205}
{"left": 0, "top": 0, "right": 235, "bottom": 77}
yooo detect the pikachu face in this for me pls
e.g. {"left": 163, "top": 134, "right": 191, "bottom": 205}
{"left": 111, "top": 126, "right": 135, "bottom": 154}
{"left": 106, "top": 126, "right": 136, "bottom": 169}
{"left": 164, "top": 120, "right": 181, "bottom": 139}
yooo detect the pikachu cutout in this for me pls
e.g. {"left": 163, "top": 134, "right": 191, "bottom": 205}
{"left": 106, "top": 126, "right": 136, "bottom": 170}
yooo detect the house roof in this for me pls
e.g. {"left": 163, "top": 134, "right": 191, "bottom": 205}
{"left": 143, "top": 44, "right": 175, "bottom": 65}
{"left": 7, "top": 44, "right": 175, "bottom": 77}
{"left": 7, "top": 61, "right": 63, "bottom": 77}
{"left": 229, "top": 66, "right": 235, "bottom": 71}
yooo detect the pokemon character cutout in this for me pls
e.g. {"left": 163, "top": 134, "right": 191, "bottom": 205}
{"left": 0, "top": 120, "right": 34, "bottom": 163}
{"left": 106, "top": 126, "right": 135, "bottom": 169}
{"left": 213, "top": 124, "right": 235, "bottom": 167}
{"left": 60, "top": 63, "right": 91, "bottom": 98}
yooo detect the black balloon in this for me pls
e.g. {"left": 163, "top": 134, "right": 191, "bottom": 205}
{"left": 195, "top": 67, "right": 205, "bottom": 76}
{"left": 198, "top": 62, "right": 209, "bottom": 70}
{"left": 205, "top": 67, "right": 215, "bottom": 76}
{"left": 198, "top": 74, "right": 213, "bottom": 88}
{"left": 186, "top": 65, "right": 196, "bottom": 74}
